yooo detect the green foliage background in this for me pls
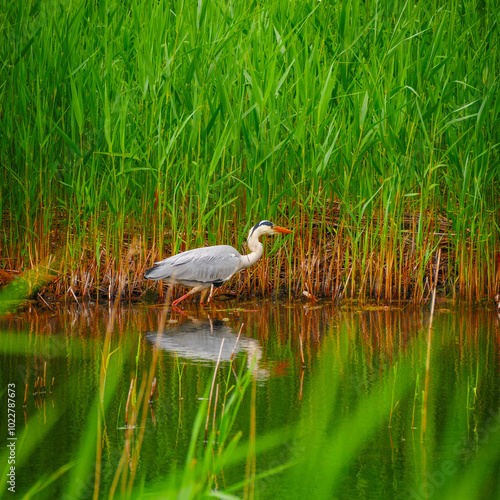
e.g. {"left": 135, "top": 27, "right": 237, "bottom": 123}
{"left": 1, "top": 0, "right": 499, "bottom": 299}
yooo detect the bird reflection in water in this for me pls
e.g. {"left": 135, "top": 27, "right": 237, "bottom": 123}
{"left": 146, "top": 317, "right": 269, "bottom": 380}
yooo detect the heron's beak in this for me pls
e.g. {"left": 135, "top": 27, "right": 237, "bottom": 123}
{"left": 273, "top": 226, "right": 293, "bottom": 234}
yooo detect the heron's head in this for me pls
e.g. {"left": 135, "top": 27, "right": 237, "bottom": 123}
{"left": 249, "top": 220, "right": 293, "bottom": 239}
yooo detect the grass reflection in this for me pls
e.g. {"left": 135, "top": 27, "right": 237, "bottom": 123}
{"left": 0, "top": 299, "right": 499, "bottom": 498}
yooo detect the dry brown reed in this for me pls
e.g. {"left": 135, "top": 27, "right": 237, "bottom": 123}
{"left": 149, "top": 209, "right": 492, "bottom": 305}
{"left": 2, "top": 206, "right": 497, "bottom": 307}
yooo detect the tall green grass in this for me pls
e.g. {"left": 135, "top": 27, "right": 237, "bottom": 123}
{"left": 1, "top": 0, "right": 499, "bottom": 301}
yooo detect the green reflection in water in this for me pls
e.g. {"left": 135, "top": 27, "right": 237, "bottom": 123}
{"left": 0, "top": 301, "right": 499, "bottom": 499}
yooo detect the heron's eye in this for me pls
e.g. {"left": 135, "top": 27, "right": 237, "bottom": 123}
{"left": 259, "top": 221, "right": 273, "bottom": 228}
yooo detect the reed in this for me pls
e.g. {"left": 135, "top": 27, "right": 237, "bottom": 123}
{"left": 1, "top": 0, "right": 499, "bottom": 303}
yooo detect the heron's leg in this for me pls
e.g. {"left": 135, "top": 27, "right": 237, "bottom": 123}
{"left": 171, "top": 285, "right": 206, "bottom": 307}
{"left": 199, "top": 288, "right": 209, "bottom": 306}
{"left": 206, "top": 285, "right": 215, "bottom": 304}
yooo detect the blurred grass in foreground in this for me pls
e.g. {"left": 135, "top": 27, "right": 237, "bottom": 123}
{"left": 1, "top": 275, "right": 499, "bottom": 498}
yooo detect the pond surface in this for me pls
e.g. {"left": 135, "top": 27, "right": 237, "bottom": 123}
{"left": 1, "top": 299, "right": 500, "bottom": 499}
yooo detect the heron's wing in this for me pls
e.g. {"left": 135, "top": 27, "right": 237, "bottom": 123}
{"left": 145, "top": 245, "right": 242, "bottom": 285}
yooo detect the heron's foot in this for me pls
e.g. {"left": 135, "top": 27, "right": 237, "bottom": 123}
{"left": 171, "top": 303, "right": 189, "bottom": 315}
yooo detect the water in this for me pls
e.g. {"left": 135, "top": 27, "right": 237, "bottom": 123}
{"left": 1, "top": 300, "right": 499, "bottom": 499}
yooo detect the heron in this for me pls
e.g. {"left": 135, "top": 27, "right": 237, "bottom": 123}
{"left": 144, "top": 220, "right": 293, "bottom": 308}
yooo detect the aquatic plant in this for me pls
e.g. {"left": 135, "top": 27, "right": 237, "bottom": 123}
{"left": 2, "top": 301, "right": 500, "bottom": 498}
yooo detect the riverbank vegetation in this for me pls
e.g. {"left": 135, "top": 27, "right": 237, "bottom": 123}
{"left": 1, "top": 0, "right": 499, "bottom": 303}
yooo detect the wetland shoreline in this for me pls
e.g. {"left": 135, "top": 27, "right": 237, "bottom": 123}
{"left": 1, "top": 207, "right": 498, "bottom": 307}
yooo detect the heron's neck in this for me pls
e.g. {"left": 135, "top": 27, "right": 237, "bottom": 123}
{"left": 239, "top": 232, "right": 264, "bottom": 269}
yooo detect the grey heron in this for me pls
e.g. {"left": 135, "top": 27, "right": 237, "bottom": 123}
{"left": 144, "top": 220, "right": 293, "bottom": 307}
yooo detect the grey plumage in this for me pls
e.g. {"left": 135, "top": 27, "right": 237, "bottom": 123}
{"left": 144, "top": 245, "right": 242, "bottom": 286}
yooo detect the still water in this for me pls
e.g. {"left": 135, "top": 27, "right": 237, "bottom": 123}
{"left": 1, "top": 299, "right": 499, "bottom": 499}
